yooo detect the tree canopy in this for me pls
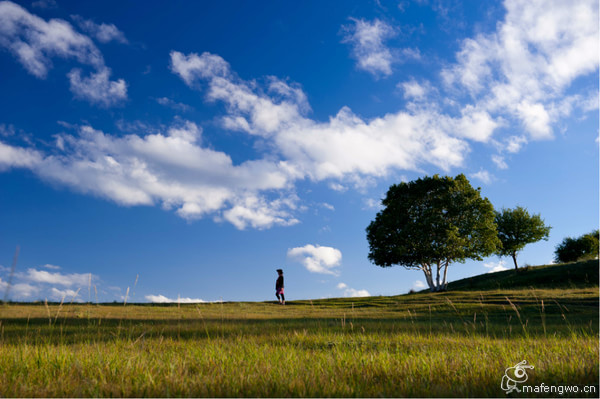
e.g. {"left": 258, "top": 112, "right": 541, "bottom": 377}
{"left": 554, "top": 230, "right": 599, "bottom": 263}
{"left": 494, "top": 206, "right": 551, "bottom": 270}
{"left": 366, "top": 174, "right": 499, "bottom": 292}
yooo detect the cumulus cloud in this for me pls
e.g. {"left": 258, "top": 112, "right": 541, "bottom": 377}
{"left": 0, "top": 266, "right": 94, "bottom": 301}
{"left": 50, "top": 287, "right": 81, "bottom": 301}
{"left": 491, "top": 154, "right": 508, "bottom": 170}
{"left": 170, "top": 50, "right": 474, "bottom": 182}
{"left": 0, "top": 141, "right": 43, "bottom": 170}
{"left": 411, "top": 280, "right": 426, "bottom": 291}
{"left": 24, "top": 268, "right": 92, "bottom": 287}
{"left": 145, "top": 294, "right": 206, "bottom": 303}
{"left": 0, "top": 120, "right": 298, "bottom": 229}
{"left": 342, "top": 18, "right": 397, "bottom": 77}
{"left": 71, "top": 15, "right": 128, "bottom": 44}
{"left": 470, "top": 169, "right": 493, "bottom": 184}
{"left": 0, "top": 0, "right": 596, "bottom": 230}
{"left": 0, "top": 1, "right": 127, "bottom": 106}
{"left": 288, "top": 244, "right": 342, "bottom": 275}
{"left": 156, "top": 97, "right": 193, "bottom": 112}
{"left": 400, "top": 79, "right": 430, "bottom": 100}
{"left": 484, "top": 259, "right": 509, "bottom": 273}
{"left": 68, "top": 67, "right": 127, "bottom": 107}
{"left": 337, "top": 282, "right": 370, "bottom": 297}
{"left": 441, "top": 0, "right": 599, "bottom": 145}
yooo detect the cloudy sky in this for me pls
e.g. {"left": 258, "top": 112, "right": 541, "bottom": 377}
{"left": 0, "top": 0, "right": 597, "bottom": 303}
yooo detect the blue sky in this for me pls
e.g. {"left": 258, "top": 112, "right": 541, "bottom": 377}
{"left": 0, "top": 0, "right": 597, "bottom": 303}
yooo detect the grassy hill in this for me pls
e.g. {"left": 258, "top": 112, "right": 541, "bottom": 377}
{"left": 445, "top": 259, "right": 598, "bottom": 291}
{"left": 0, "top": 260, "right": 597, "bottom": 397}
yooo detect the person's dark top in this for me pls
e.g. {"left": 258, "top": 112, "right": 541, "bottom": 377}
{"left": 276, "top": 275, "right": 284, "bottom": 290}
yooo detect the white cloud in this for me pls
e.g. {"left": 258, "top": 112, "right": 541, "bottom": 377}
{"left": 31, "top": 0, "right": 56, "bottom": 9}
{"left": 484, "top": 259, "right": 509, "bottom": 273}
{"left": 441, "top": 0, "right": 599, "bottom": 144}
{"left": 8, "top": 282, "right": 40, "bottom": 299}
{"left": 0, "top": 1, "right": 103, "bottom": 77}
{"left": 342, "top": 18, "right": 396, "bottom": 77}
{"left": 400, "top": 79, "right": 429, "bottom": 100}
{"left": 50, "top": 287, "right": 81, "bottom": 301}
{"left": 156, "top": 97, "right": 193, "bottom": 112}
{"left": 170, "top": 51, "right": 231, "bottom": 86}
{"left": 41, "top": 264, "right": 61, "bottom": 270}
{"left": 0, "top": 119, "right": 299, "bottom": 229}
{"left": 470, "top": 169, "right": 493, "bottom": 184}
{"left": 0, "top": 1, "right": 127, "bottom": 106}
{"left": 491, "top": 154, "right": 508, "bottom": 169}
{"left": 223, "top": 195, "right": 300, "bottom": 230}
{"left": 0, "top": 141, "right": 43, "bottom": 170}
{"left": 0, "top": 265, "right": 97, "bottom": 301}
{"left": 337, "top": 282, "right": 370, "bottom": 297}
{"left": 505, "top": 135, "right": 528, "bottom": 153}
{"left": 170, "top": 51, "right": 473, "bottom": 181}
{"left": 363, "top": 198, "right": 383, "bottom": 211}
{"left": 24, "top": 268, "right": 92, "bottom": 287}
{"left": 145, "top": 294, "right": 206, "bottom": 303}
{"left": 71, "top": 15, "right": 128, "bottom": 44}
{"left": 411, "top": 280, "right": 426, "bottom": 291}
{"left": 287, "top": 244, "right": 342, "bottom": 275}
{"left": 68, "top": 67, "right": 127, "bottom": 107}
{"left": 321, "top": 203, "right": 335, "bottom": 211}
{"left": 0, "top": 0, "right": 596, "bottom": 230}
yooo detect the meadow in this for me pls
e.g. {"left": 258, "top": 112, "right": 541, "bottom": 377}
{"left": 0, "top": 262, "right": 598, "bottom": 397}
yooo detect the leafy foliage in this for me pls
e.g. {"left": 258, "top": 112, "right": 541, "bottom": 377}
{"left": 366, "top": 174, "right": 499, "bottom": 291}
{"left": 494, "top": 206, "right": 551, "bottom": 269}
{"left": 554, "top": 230, "right": 599, "bottom": 263}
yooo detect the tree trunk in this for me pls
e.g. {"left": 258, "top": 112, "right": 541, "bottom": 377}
{"left": 421, "top": 264, "right": 435, "bottom": 292}
{"left": 512, "top": 252, "right": 518, "bottom": 270}
{"left": 441, "top": 261, "right": 449, "bottom": 291}
{"left": 422, "top": 262, "right": 448, "bottom": 292}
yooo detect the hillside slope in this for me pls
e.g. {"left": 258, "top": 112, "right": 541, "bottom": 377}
{"left": 445, "top": 259, "right": 598, "bottom": 291}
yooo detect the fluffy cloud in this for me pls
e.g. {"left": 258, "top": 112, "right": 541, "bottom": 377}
{"left": 68, "top": 67, "right": 127, "bottom": 107}
{"left": 25, "top": 268, "right": 91, "bottom": 287}
{"left": 342, "top": 18, "right": 397, "bottom": 77}
{"left": 411, "top": 280, "right": 426, "bottom": 291}
{"left": 50, "top": 287, "right": 80, "bottom": 301}
{"left": 71, "top": 15, "right": 128, "bottom": 44}
{"left": 441, "top": 0, "right": 598, "bottom": 144}
{"left": 484, "top": 259, "right": 509, "bottom": 273}
{"left": 145, "top": 294, "right": 206, "bottom": 303}
{"left": 470, "top": 169, "right": 493, "bottom": 185}
{"left": 336, "top": 282, "right": 370, "bottom": 297}
{"left": 288, "top": 244, "right": 342, "bottom": 275}
{"left": 0, "top": 120, "right": 298, "bottom": 229}
{"left": 0, "top": 141, "right": 43, "bottom": 170}
{"left": 156, "top": 97, "right": 193, "bottom": 112}
{"left": 0, "top": 266, "right": 94, "bottom": 301}
{"left": 170, "top": 50, "right": 474, "bottom": 183}
{"left": 0, "top": 1, "right": 127, "bottom": 106}
{"left": 0, "top": 0, "right": 596, "bottom": 230}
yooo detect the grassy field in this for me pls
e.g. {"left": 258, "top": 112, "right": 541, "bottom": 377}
{"left": 0, "top": 262, "right": 598, "bottom": 397}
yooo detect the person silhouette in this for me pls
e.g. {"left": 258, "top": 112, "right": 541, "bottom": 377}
{"left": 275, "top": 269, "right": 285, "bottom": 305}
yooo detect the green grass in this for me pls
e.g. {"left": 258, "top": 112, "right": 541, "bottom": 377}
{"left": 0, "top": 262, "right": 598, "bottom": 397}
{"left": 445, "top": 259, "right": 599, "bottom": 291}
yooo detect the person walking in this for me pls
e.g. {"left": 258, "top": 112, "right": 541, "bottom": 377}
{"left": 275, "top": 269, "right": 285, "bottom": 305}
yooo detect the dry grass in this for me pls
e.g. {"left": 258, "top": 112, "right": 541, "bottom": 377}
{"left": 0, "top": 288, "right": 597, "bottom": 397}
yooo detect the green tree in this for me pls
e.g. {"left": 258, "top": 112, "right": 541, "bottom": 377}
{"left": 554, "top": 230, "right": 599, "bottom": 263}
{"left": 494, "top": 206, "right": 551, "bottom": 270}
{"left": 366, "top": 174, "right": 500, "bottom": 292}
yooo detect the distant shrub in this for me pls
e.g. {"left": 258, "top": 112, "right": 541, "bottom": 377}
{"left": 554, "top": 230, "right": 599, "bottom": 263}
